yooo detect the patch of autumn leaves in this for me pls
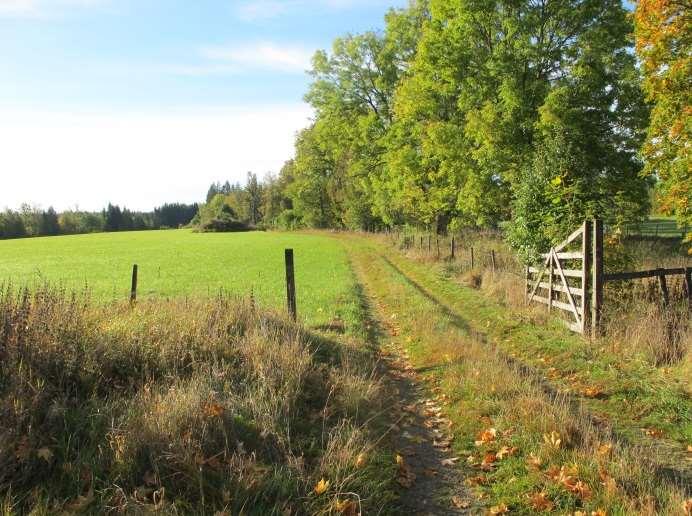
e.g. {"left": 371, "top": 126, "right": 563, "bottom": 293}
{"left": 468, "top": 424, "right": 625, "bottom": 515}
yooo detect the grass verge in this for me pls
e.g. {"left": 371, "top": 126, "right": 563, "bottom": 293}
{"left": 0, "top": 285, "right": 396, "bottom": 514}
{"left": 345, "top": 234, "right": 691, "bottom": 514}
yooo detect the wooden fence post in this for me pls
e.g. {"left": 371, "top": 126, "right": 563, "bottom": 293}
{"left": 657, "top": 269, "right": 670, "bottom": 306}
{"left": 428, "top": 234, "right": 432, "bottom": 253}
{"left": 490, "top": 249, "right": 496, "bottom": 273}
{"left": 592, "top": 220, "right": 603, "bottom": 338}
{"left": 470, "top": 247, "right": 475, "bottom": 269}
{"left": 130, "top": 264, "right": 138, "bottom": 304}
{"left": 679, "top": 266, "right": 692, "bottom": 313}
{"left": 285, "top": 249, "right": 297, "bottom": 321}
{"left": 451, "top": 237, "right": 455, "bottom": 259}
{"left": 525, "top": 265, "right": 530, "bottom": 304}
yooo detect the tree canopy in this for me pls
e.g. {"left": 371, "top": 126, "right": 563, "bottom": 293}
{"left": 274, "top": 0, "right": 657, "bottom": 256}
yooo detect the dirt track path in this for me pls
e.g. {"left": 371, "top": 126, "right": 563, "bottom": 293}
{"left": 348, "top": 246, "right": 473, "bottom": 514}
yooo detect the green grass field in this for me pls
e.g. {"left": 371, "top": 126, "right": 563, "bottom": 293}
{"left": 626, "top": 216, "right": 688, "bottom": 237}
{"left": 0, "top": 230, "right": 355, "bottom": 325}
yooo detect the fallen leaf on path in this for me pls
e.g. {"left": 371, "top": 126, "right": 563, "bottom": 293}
{"left": 682, "top": 499, "right": 691, "bottom": 515}
{"left": 396, "top": 454, "right": 416, "bottom": 488}
{"left": 543, "top": 431, "right": 561, "bottom": 449}
{"left": 583, "top": 386, "right": 603, "bottom": 398}
{"left": 334, "top": 499, "right": 358, "bottom": 515}
{"left": 441, "top": 457, "right": 460, "bottom": 466}
{"left": 466, "top": 475, "right": 487, "bottom": 486}
{"left": 451, "top": 496, "right": 470, "bottom": 509}
{"left": 527, "top": 492, "right": 553, "bottom": 512}
{"left": 201, "top": 402, "right": 224, "bottom": 418}
{"left": 314, "top": 478, "right": 329, "bottom": 495}
{"left": 599, "top": 469, "right": 617, "bottom": 494}
{"left": 643, "top": 428, "right": 664, "bottom": 438}
{"left": 37, "top": 447, "right": 54, "bottom": 463}
{"left": 355, "top": 453, "right": 367, "bottom": 468}
{"left": 596, "top": 443, "right": 613, "bottom": 457}
{"left": 489, "top": 503, "right": 509, "bottom": 514}
{"left": 475, "top": 428, "right": 497, "bottom": 446}
{"left": 423, "top": 468, "right": 438, "bottom": 477}
{"left": 495, "top": 446, "right": 518, "bottom": 460}
{"left": 526, "top": 453, "right": 542, "bottom": 470}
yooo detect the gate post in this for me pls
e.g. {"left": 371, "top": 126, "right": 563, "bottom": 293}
{"left": 582, "top": 220, "right": 592, "bottom": 335}
{"left": 548, "top": 250, "right": 553, "bottom": 313}
{"left": 591, "top": 220, "right": 604, "bottom": 338}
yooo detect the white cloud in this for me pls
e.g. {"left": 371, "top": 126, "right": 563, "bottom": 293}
{"left": 0, "top": 104, "right": 313, "bottom": 211}
{"left": 0, "top": 0, "right": 104, "bottom": 17}
{"left": 200, "top": 42, "right": 313, "bottom": 73}
{"left": 0, "top": 0, "right": 41, "bottom": 15}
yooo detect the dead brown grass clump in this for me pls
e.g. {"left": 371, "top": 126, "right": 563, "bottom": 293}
{"left": 0, "top": 286, "right": 395, "bottom": 514}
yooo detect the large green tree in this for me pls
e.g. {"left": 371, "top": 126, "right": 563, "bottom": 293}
{"left": 283, "top": 0, "right": 652, "bottom": 251}
{"left": 287, "top": 3, "right": 429, "bottom": 229}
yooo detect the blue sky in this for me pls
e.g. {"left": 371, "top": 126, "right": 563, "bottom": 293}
{"left": 0, "top": 0, "right": 405, "bottom": 211}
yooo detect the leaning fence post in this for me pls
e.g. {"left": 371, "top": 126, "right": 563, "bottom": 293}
{"left": 285, "top": 249, "right": 297, "bottom": 321}
{"left": 490, "top": 249, "right": 496, "bottom": 273}
{"left": 130, "top": 264, "right": 138, "bottom": 304}
{"left": 451, "top": 237, "right": 455, "bottom": 259}
{"left": 592, "top": 220, "right": 604, "bottom": 338}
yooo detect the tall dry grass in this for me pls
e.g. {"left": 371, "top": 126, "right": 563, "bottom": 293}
{"left": 0, "top": 286, "right": 395, "bottom": 514}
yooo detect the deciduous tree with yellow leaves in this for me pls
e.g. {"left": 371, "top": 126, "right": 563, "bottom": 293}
{"left": 635, "top": 0, "right": 691, "bottom": 240}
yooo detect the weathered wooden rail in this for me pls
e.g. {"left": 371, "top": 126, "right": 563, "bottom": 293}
{"left": 605, "top": 267, "right": 691, "bottom": 307}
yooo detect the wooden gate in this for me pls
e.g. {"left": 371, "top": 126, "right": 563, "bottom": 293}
{"left": 525, "top": 221, "right": 592, "bottom": 334}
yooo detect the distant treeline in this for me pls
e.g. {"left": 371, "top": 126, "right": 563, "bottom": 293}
{"left": 194, "top": 173, "right": 291, "bottom": 232}
{"left": 0, "top": 202, "right": 198, "bottom": 240}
